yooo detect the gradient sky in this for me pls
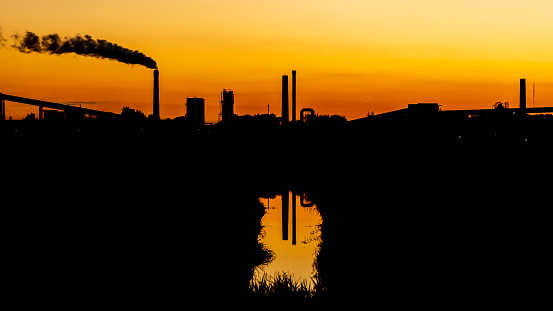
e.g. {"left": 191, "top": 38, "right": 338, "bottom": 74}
{"left": 1, "top": 0, "right": 552, "bottom": 121}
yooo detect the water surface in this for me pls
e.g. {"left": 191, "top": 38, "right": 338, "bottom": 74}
{"left": 254, "top": 192, "right": 321, "bottom": 286}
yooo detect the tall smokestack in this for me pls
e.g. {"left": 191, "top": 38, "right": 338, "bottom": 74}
{"left": 520, "top": 78, "right": 527, "bottom": 112}
{"left": 282, "top": 75, "right": 289, "bottom": 123}
{"left": 153, "top": 69, "right": 160, "bottom": 120}
{"left": 292, "top": 70, "right": 296, "bottom": 122}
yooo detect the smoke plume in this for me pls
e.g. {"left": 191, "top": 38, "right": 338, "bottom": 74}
{"left": 12, "top": 31, "right": 157, "bottom": 69}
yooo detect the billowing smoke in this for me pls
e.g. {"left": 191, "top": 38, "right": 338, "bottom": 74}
{"left": 12, "top": 31, "right": 157, "bottom": 69}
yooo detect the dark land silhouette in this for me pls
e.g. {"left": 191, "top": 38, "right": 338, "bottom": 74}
{"left": 2, "top": 97, "right": 553, "bottom": 307}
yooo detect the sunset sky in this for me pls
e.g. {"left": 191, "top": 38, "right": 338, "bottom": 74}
{"left": 1, "top": 0, "right": 552, "bottom": 121}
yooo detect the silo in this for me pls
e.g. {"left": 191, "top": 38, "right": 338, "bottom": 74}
{"left": 186, "top": 97, "right": 205, "bottom": 126}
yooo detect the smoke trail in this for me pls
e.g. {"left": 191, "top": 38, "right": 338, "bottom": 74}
{"left": 12, "top": 31, "right": 157, "bottom": 69}
{"left": 0, "top": 26, "right": 6, "bottom": 47}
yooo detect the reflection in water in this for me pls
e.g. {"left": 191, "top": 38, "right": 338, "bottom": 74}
{"left": 254, "top": 192, "right": 321, "bottom": 287}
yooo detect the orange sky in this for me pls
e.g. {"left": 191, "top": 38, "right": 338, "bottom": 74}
{"left": 1, "top": 0, "right": 553, "bottom": 121}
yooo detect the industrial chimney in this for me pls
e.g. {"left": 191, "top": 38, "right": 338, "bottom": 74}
{"left": 292, "top": 70, "right": 296, "bottom": 122}
{"left": 153, "top": 69, "right": 160, "bottom": 120}
{"left": 520, "top": 78, "right": 526, "bottom": 112}
{"left": 282, "top": 75, "right": 289, "bottom": 124}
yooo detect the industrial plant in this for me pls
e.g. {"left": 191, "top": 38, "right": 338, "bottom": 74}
{"left": 2, "top": 69, "right": 552, "bottom": 125}
{"left": 2, "top": 70, "right": 553, "bottom": 160}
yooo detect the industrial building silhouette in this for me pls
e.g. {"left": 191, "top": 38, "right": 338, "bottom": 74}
{"left": 3, "top": 73, "right": 553, "bottom": 125}
{"left": 186, "top": 97, "right": 205, "bottom": 126}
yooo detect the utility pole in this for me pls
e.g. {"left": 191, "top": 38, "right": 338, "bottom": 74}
{"left": 533, "top": 82, "right": 535, "bottom": 108}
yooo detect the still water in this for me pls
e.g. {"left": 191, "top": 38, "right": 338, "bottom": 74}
{"left": 253, "top": 192, "right": 322, "bottom": 286}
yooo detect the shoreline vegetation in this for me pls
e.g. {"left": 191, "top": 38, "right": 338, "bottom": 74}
{"left": 249, "top": 272, "right": 321, "bottom": 302}
{"left": 249, "top": 272, "right": 324, "bottom": 299}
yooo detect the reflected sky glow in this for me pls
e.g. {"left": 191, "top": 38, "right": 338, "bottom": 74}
{"left": 254, "top": 193, "right": 322, "bottom": 285}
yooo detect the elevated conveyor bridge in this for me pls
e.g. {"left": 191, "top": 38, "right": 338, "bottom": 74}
{"left": 0, "top": 93, "right": 120, "bottom": 120}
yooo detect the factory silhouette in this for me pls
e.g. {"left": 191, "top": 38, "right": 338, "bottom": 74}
{"left": 2, "top": 71, "right": 553, "bottom": 162}
{"left": 3, "top": 69, "right": 553, "bottom": 125}
{"left": 2, "top": 70, "right": 553, "bottom": 307}
{"left": 0, "top": 69, "right": 303, "bottom": 123}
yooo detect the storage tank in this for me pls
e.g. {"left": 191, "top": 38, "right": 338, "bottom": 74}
{"left": 186, "top": 97, "right": 205, "bottom": 126}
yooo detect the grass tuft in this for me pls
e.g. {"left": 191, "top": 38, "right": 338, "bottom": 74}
{"left": 249, "top": 272, "right": 324, "bottom": 304}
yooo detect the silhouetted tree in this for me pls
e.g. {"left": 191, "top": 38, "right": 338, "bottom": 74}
{"left": 121, "top": 106, "right": 146, "bottom": 120}
{"left": 23, "top": 112, "right": 37, "bottom": 121}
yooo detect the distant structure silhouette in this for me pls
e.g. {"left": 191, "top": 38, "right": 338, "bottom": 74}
{"left": 352, "top": 79, "right": 553, "bottom": 122}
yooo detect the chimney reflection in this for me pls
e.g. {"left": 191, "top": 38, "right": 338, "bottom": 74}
{"left": 281, "top": 191, "right": 298, "bottom": 245}
{"left": 292, "top": 191, "right": 297, "bottom": 245}
{"left": 282, "top": 190, "right": 289, "bottom": 241}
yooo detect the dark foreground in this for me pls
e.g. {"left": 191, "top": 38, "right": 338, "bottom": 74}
{"left": 3, "top": 117, "right": 552, "bottom": 308}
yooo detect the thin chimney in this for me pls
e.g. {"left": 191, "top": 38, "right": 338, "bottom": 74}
{"left": 282, "top": 75, "right": 289, "bottom": 123}
{"left": 292, "top": 70, "right": 296, "bottom": 122}
{"left": 153, "top": 69, "right": 160, "bottom": 120}
{"left": 520, "top": 78, "right": 526, "bottom": 111}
